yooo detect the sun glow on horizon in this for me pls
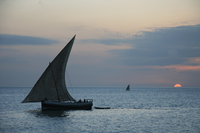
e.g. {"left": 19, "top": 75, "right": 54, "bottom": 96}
{"left": 174, "top": 84, "right": 182, "bottom": 87}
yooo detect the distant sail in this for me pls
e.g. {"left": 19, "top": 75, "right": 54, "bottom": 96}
{"left": 126, "top": 84, "right": 130, "bottom": 91}
{"left": 22, "top": 36, "right": 76, "bottom": 103}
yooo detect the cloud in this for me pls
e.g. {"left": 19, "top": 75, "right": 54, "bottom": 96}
{"left": 123, "top": 25, "right": 200, "bottom": 67}
{"left": 81, "top": 24, "right": 200, "bottom": 67}
{"left": 133, "top": 25, "right": 200, "bottom": 48}
{"left": 0, "top": 34, "right": 58, "bottom": 45}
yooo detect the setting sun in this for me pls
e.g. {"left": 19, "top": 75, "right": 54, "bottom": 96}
{"left": 174, "top": 84, "right": 182, "bottom": 87}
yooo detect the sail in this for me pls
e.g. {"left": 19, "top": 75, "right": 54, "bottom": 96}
{"left": 22, "top": 35, "right": 76, "bottom": 103}
{"left": 126, "top": 84, "right": 130, "bottom": 91}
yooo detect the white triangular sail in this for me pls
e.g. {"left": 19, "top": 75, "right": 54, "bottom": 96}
{"left": 22, "top": 36, "right": 76, "bottom": 103}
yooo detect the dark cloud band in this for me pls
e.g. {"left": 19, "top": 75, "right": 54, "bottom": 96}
{"left": 81, "top": 24, "right": 200, "bottom": 67}
{"left": 0, "top": 34, "right": 58, "bottom": 45}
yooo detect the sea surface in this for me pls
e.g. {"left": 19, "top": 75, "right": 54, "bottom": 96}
{"left": 0, "top": 87, "right": 200, "bottom": 133}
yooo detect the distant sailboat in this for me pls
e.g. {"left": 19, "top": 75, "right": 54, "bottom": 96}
{"left": 22, "top": 35, "right": 93, "bottom": 110}
{"left": 126, "top": 84, "right": 130, "bottom": 91}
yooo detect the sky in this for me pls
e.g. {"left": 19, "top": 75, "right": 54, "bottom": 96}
{"left": 0, "top": 0, "right": 200, "bottom": 87}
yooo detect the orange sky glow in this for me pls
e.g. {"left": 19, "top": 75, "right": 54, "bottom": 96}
{"left": 154, "top": 65, "right": 200, "bottom": 71}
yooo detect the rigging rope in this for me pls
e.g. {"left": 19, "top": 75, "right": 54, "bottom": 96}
{"left": 66, "top": 72, "right": 77, "bottom": 99}
{"left": 49, "top": 62, "right": 60, "bottom": 102}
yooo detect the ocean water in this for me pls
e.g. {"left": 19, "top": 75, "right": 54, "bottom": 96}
{"left": 0, "top": 87, "right": 200, "bottom": 133}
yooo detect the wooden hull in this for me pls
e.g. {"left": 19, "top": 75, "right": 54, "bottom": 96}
{"left": 42, "top": 101, "right": 93, "bottom": 110}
